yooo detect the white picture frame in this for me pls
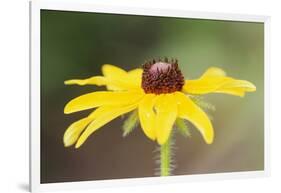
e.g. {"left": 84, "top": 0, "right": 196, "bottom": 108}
{"left": 30, "top": 0, "right": 270, "bottom": 192}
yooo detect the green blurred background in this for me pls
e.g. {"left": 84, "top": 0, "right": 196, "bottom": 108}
{"left": 40, "top": 10, "right": 264, "bottom": 183}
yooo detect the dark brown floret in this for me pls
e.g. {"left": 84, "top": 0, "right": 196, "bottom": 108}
{"left": 141, "top": 58, "right": 185, "bottom": 94}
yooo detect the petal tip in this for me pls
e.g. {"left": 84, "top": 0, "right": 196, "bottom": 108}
{"left": 63, "top": 129, "right": 75, "bottom": 147}
{"left": 75, "top": 135, "right": 86, "bottom": 148}
{"left": 157, "top": 137, "right": 167, "bottom": 145}
{"left": 250, "top": 84, "right": 257, "bottom": 92}
{"left": 64, "top": 106, "right": 71, "bottom": 114}
{"left": 63, "top": 141, "right": 72, "bottom": 147}
{"left": 63, "top": 134, "right": 74, "bottom": 147}
{"left": 64, "top": 80, "right": 76, "bottom": 85}
{"left": 102, "top": 64, "right": 113, "bottom": 68}
{"left": 75, "top": 142, "right": 82, "bottom": 149}
{"left": 101, "top": 64, "right": 115, "bottom": 74}
{"left": 206, "top": 138, "right": 214, "bottom": 144}
{"left": 244, "top": 81, "right": 256, "bottom": 91}
{"left": 205, "top": 133, "right": 214, "bottom": 144}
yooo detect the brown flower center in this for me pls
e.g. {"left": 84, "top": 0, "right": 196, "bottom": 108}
{"left": 141, "top": 58, "right": 185, "bottom": 94}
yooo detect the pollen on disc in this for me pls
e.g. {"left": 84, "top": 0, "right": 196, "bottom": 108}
{"left": 149, "top": 62, "right": 171, "bottom": 73}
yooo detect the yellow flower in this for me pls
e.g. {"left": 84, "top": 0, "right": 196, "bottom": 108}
{"left": 64, "top": 59, "right": 256, "bottom": 148}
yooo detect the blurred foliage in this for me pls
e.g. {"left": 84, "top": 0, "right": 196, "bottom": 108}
{"left": 122, "top": 110, "right": 139, "bottom": 137}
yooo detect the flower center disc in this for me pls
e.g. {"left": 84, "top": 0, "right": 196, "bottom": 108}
{"left": 141, "top": 58, "right": 185, "bottom": 94}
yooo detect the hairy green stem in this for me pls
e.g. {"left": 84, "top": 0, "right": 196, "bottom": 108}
{"left": 160, "top": 136, "right": 172, "bottom": 176}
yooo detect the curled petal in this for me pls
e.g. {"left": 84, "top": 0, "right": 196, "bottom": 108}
{"left": 175, "top": 92, "right": 214, "bottom": 144}
{"left": 183, "top": 67, "right": 256, "bottom": 97}
{"left": 65, "top": 65, "right": 143, "bottom": 91}
{"left": 64, "top": 76, "right": 107, "bottom": 86}
{"left": 214, "top": 79, "right": 256, "bottom": 96}
{"left": 64, "top": 75, "right": 132, "bottom": 91}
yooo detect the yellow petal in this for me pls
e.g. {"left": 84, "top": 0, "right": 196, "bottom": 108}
{"left": 183, "top": 78, "right": 227, "bottom": 94}
{"left": 128, "top": 68, "right": 143, "bottom": 77}
{"left": 64, "top": 75, "right": 126, "bottom": 91}
{"left": 102, "top": 64, "right": 127, "bottom": 78}
{"left": 212, "top": 78, "right": 256, "bottom": 96}
{"left": 154, "top": 94, "right": 178, "bottom": 145}
{"left": 64, "top": 76, "right": 108, "bottom": 86}
{"left": 65, "top": 76, "right": 134, "bottom": 91}
{"left": 183, "top": 67, "right": 256, "bottom": 97}
{"left": 64, "top": 91, "right": 144, "bottom": 114}
{"left": 75, "top": 102, "right": 139, "bottom": 148}
{"left": 138, "top": 94, "right": 157, "bottom": 140}
{"left": 127, "top": 68, "right": 143, "bottom": 88}
{"left": 63, "top": 105, "right": 120, "bottom": 147}
{"left": 214, "top": 80, "right": 256, "bottom": 96}
{"left": 175, "top": 92, "right": 214, "bottom": 144}
{"left": 65, "top": 65, "right": 143, "bottom": 91}
{"left": 214, "top": 88, "right": 246, "bottom": 97}
{"left": 220, "top": 79, "right": 256, "bottom": 91}
{"left": 201, "top": 67, "right": 226, "bottom": 78}
{"left": 102, "top": 64, "right": 129, "bottom": 90}
{"left": 63, "top": 117, "right": 93, "bottom": 147}
{"left": 102, "top": 64, "right": 142, "bottom": 91}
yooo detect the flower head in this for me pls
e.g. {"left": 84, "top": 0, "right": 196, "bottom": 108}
{"left": 142, "top": 58, "right": 184, "bottom": 94}
{"left": 64, "top": 59, "right": 256, "bottom": 148}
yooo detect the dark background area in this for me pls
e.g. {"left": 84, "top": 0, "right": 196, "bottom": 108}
{"left": 40, "top": 10, "right": 264, "bottom": 183}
